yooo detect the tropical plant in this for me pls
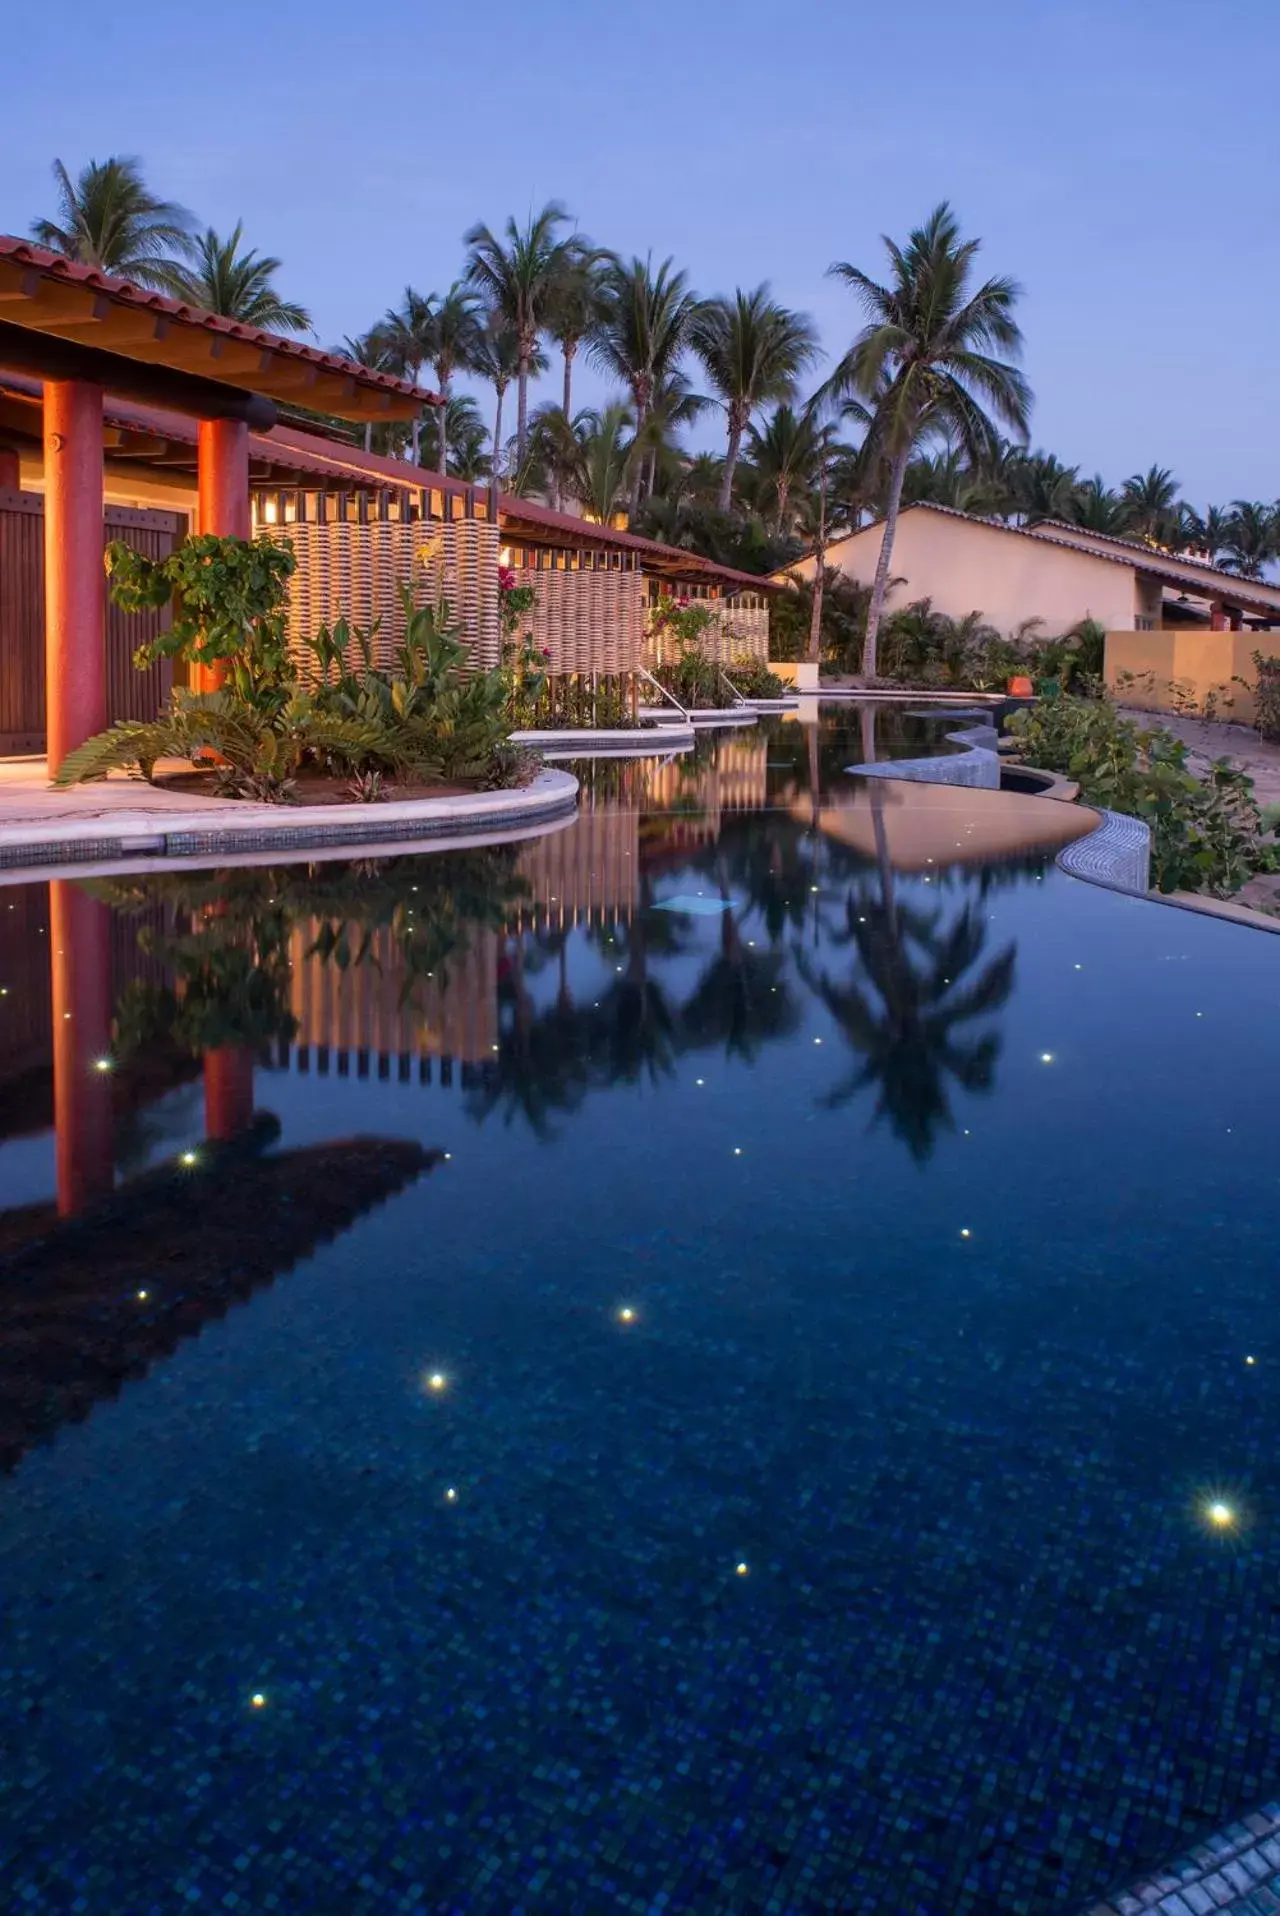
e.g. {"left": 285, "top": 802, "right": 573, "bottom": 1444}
{"left": 436, "top": 395, "right": 490, "bottom": 481}
{"left": 470, "top": 314, "right": 546, "bottom": 485}
{"left": 545, "top": 241, "right": 605, "bottom": 422}
{"left": 52, "top": 688, "right": 383, "bottom": 795}
{"left": 169, "top": 222, "right": 311, "bottom": 332}
{"left": 425, "top": 282, "right": 485, "bottom": 474}
{"left": 1253, "top": 653, "right": 1280, "bottom": 743}
{"left": 691, "top": 286, "right": 820, "bottom": 511}
{"left": 1181, "top": 504, "right": 1234, "bottom": 565}
{"left": 375, "top": 287, "right": 437, "bottom": 464}
{"left": 563, "top": 403, "right": 636, "bottom": 522}
{"left": 1006, "top": 695, "right": 1277, "bottom": 896}
{"left": 745, "top": 403, "right": 825, "bottom": 534}
{"left": 588, "top": 255, "right": 699, "bottom": 507}
{"left": 464, "top": 201, "right": 576, "bottom": 469}
{"left": 771, "top": 571, "right": 872, "bottom": 671}
{"left": 824, "top": 203, "right": 1031, "bottom": 677}
{"left": 877, "top": 600, "right": 1000, "bottom": 687}
{"left": 103, "top": 532, "right": 297, "bottom": 706}
{"left": 1069, "top": 475, "right": 1128, "bottom": 534}
{"left": 722, "top": 655, "right": 787, "bottom": 699}
{"left": 1121, "top": 464, "right": 1181, "bottom": 545}
{"left": 1013, "top": 450, "right": 1080, "bottom": 525}
{"left": 1220, "top": 501, "right": 1278, "bottom": 580}
{"left": 31, "top": 155, "right": 194, "bottom": 289}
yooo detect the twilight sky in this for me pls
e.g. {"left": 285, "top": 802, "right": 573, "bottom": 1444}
{"left": 3, "top": 0, "right": 1276, "bottom": 503}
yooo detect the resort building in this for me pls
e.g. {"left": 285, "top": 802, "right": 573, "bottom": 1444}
{"left": 786, "top": 502, "right": 1280, "bottom": 718}
{"left": 0, "top": 236, "right": 770, "bottom": 761}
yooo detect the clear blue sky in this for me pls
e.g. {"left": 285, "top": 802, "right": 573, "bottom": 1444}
{"left": 4, "top": 0, "right": 1276, "bottom": 504}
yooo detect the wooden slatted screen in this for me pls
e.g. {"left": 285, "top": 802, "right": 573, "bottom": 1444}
{"left": 0, "top": 491, "right": 182, "bottom": 754}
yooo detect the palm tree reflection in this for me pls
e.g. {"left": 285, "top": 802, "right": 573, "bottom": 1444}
{"left": 801, "top": 887, "right": 1015, "bottom": 1162}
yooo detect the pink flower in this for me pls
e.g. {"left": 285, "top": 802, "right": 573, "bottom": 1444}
{"left": 498, "top": 566, "right": 516, "bottom": 591}
{"left": 541, "top": 646, "right": 552, "bottom": 657}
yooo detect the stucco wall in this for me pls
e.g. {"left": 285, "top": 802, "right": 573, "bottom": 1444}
{"left": 1106, "top": 629, "right": 1263, "bottom": 724}
{"left": 790, "top": 508, "right": 1138, "bottom": 637}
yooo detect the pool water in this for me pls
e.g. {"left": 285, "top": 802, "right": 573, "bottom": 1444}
{"left": 1, "top": 708, "right": 1278, "bottom": 1913}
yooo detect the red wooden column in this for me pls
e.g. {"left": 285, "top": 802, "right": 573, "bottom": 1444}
{"left": 204, "top": 1047, "right": 255, "bottom": 1142}
{"left": 194, "top": 418, "right": 250, "bottom": 692}
{"left": 0, "top": 444, "right": 20, "bottom": 491}
{"left": 49, "top": 880, "right": 115, "bottom": 1218}
{"left": 43, "top": 381, "right": 106, "bottom": 773}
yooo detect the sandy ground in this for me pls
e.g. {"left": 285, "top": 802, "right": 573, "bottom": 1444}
{"left": 1119, "top": 708, "right": 1280, "bottom": 915}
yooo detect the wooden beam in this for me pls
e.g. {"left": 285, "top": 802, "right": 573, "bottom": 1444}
{"left": 0, "top": 319, "right": 277, "bottom": 427}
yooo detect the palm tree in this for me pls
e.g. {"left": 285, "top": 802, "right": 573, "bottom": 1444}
{"left": 1181, "top": 504, "right": 1233, "bottom": 565}
{"left": 588, "top": 255, "right": 699, "bottom": 508}
{"left": 1121, "top": 464, "right": 1181, "bottom": 545}
{"left": 825, "top": 204, "right": 1030, "bottom": 678}
{"left": 691, "top": 286, "right": 820, "bottom": 512}
{"left": 377, "top": 287, "right": 436, "bottom": 464}
{"left": 746, "top": 403, "right": 825, "bottom": 534}
{"left": 437, "top": 395, "right": 490, "bottom": 481}
{"left": 1014, "top": 450, "right": 1079, "bottom": 526}
{"left": 426, "top": 282, "right": 484, "bottom": 476}
{"left": 633, "top": 371, "right": 709, "bottom": 502}
{"left": 545, "top": 241, "right": 605, "bottom": 421}
{"left": 1220, "top": 501, "right": 1278, "bottom": 580}
{"left": 333, "top": 331, "right": 396, "bottom": 453}
{"left": 564, "top": 404, "right": 637, "bottom": 523}
{"left": 1069, "top": 475, "right": 1128, "bottom": 534}
{"left": 464, "top": 202, "right": 574, "bottom": 470}
{"left": 32, "top": 156, "right": 194, "bottom": 291}
{"left": 169, "top": 222, "right": 311, "bottom": 332}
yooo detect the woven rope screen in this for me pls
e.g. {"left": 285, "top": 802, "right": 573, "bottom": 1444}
{"left": 514, "top": 567, "right": 645, "bottom": 677}
{"left": 277, "top": 521, "right": 501, "bottom": 677}
{"left": 643, "top": 592, "right": 770, "bottom": 667}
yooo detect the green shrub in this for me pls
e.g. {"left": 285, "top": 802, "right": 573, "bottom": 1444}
{"left": 1007, "top": 696, "right": 1277, "bottom": 896}
{"left": 723, "top": 655, "right": 787, "bottom": 699}
{"left": 1253, "top": 653, "right": 1280, "bottom": 742}
{"left": 105, "top": 533, "right": 296, "bottom": 709}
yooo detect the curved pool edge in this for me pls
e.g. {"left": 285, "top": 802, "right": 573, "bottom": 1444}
{"left": 1056, "top": 806, "right": 1280, "bottom": 934}
{"left": 0, "top": 767, "right": 581, "bottom": 881}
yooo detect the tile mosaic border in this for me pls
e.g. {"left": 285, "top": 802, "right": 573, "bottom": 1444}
{"left": 0, "top": 771, "right": 579, "bottom": 872}
{"left": 1084, "top": 1801, "right": 1280, "bottom": 1915}
{"left": 1056, "top": 807, "right": 1152, "bottom": 894}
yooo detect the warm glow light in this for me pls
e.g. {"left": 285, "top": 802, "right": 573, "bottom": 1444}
{"left": 445, "top": 1487, "right": 458, "bottom": 1503}
{"left": 93, "top": 1056, "right": 113, "bottom": 1073}
{"left": 251, "top": 1693, "right": 266, "bottom": 1708}
{"left": 180, "top": 1150, "right": 198, "bottom": 1167}
{"left": 960, "top": 1228, "right": 972, "bottom": 1239}
{"left": 136, "top": 1289, "right": 148, "bottom": 1302}
{"left": 1040, "top": 1052, "right": 1055, "bottom": 1064}
{"left": 617, "top": 1306, "right": 637, "bottom": 1325}
{"left": 1207, "top": 1502, "right": 1235, "bottom": 1528}
{"left": 735, "top": 1561, "right": 749, "bottom": 1576}
{"left": 733, "top": 1147, "right": 742, "bottom": 1156}
{"left": 426, "top": 1372, "right": 447, "bottom": 1393}
{"left": 1246, "top": 1356, "right": 1257, "bottom": 1366}
{"left": 813, "top": 1038, "right": 822, "bottom": 1046}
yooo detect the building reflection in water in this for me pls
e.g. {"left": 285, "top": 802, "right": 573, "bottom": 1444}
{"left": 0, "top": 717, "right": 1087, "bottom": 1465}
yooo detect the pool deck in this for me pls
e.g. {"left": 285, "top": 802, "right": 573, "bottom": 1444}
{"left": 0, "top": 759, "right": 579, "bottom": 875}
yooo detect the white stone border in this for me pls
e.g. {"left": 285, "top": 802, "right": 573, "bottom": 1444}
{"left": 510, "top": 726, "right": 694, "bottom": 755}
{"left": 0, "top": 768, "right": 579, "bottom": 878}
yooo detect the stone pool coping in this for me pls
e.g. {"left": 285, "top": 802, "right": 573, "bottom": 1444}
{"left": 640, "top": 706, "right": 759, "bottom": 728}
{"left": 0, "top": 764, "right": 580, "bottom": 878}
{"left": 1084, "top": 1799, "right": 1280, "bottom": 1915}
{"left": 1057, "top": 801, "right": 1280, "bottom": 934}
{"left": 510, "top": 726, "right": 694, "bottom": 755}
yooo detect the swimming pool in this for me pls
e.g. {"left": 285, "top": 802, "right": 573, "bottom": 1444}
{"left": 1, "top": 706, "right": 1276, "bottom": 1913}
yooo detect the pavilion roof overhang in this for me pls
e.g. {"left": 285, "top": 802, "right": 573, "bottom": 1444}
{"left": 0, "top": 237, "right": 438, "bottom": 424}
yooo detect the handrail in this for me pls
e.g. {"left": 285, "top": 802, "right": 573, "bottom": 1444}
{"left": 638, "top": 665, "right": 691, "bottom": 721}
{"left": 718, "top": 666, "right": 748, "bottom": 707}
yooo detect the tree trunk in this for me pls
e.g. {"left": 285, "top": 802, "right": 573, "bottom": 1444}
{"left": 516, "top": 353, "right": 530, "bottom": 475}
{"left": 410, "top": 412, "right": 420, "bottom": 466}
{"left": 363, "top": 421, "right": 372, "bottom": 454}
{"left": 492, "top": 387, "right": 505, "bottom": 482}
{"left": 862, "top": 437, "right": 911, "bottom": 680}
{"left": 718, "top": 413, "right": 744, "bottom": 513}
{"left": 644, "top": 444, "right": 657, "bottom": 500}
{"left": 807, "top": 460, "right": 827, "bottom": 667}
{"left": 860, "top": 703, "right": 897, "bottom": 928}
{"left": 562, "top": 342, "right": 574, "bottom": 419}
{"left": 438, "top": 380, "right": 449, "bottom": 477}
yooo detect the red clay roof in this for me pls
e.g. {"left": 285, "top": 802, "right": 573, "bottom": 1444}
{"left": 0, "top": 236, "right": 438, "bottom": 423}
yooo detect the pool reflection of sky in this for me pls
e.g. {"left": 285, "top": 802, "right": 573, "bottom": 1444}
{"left": 0, "top": 710, "right": 1277, "bottom": 1915}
